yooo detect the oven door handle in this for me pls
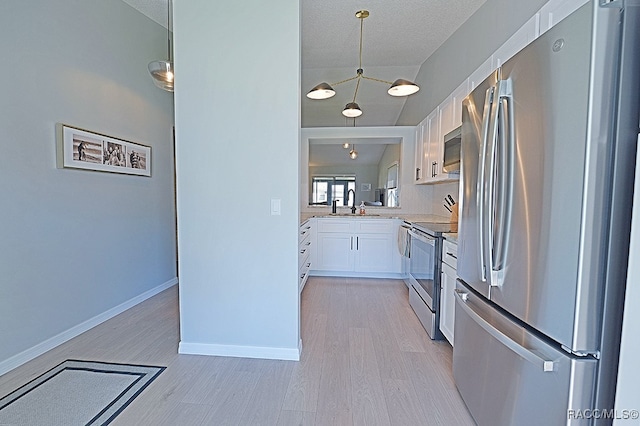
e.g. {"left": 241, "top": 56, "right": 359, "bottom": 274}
{"left": 408, "top": 229, "right": 436, "bottom": 246}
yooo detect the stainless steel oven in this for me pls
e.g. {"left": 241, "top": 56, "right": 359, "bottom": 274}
{"left": 408, "top": 225, "right": 444, "bottom": 340}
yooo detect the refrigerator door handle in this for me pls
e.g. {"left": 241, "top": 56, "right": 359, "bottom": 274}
{"left": 485, "top": 82, "right": 500, "bottom": 286}
{"left": 478, "top": 85, "right": 496, "bottom": 282}
{"left": 481, "top": 79, "right": 502, "bottom": 287}
{"left": 491, "top": 79, "right": 514, "bottom": 284}
{"left": 454, "top": 289, "right": 556, "bottom": 372}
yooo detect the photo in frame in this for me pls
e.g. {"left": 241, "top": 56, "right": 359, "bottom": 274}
{"left": 56, "top": 123, "right": 151, "bottom": 177}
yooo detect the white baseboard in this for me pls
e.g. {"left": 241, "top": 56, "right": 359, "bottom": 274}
{"left": 0, "top": 277, "right": 178, "bottom": 377}
{"left": 310, "top": 270, "right": 404, "bottom": 280}
{"left": 179, "top": 340, "right": 301, "bottom": 361}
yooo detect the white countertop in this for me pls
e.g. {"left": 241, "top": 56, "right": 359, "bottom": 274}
{"left": 301, "top": 212, "right": 451, "bottom": 225}
{"left": 300, "top": 211, "right": 449, "bottom": 224}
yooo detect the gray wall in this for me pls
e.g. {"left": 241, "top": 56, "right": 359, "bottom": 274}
{"left": 174, "top": 0, "right": 300, "bottom": 359}
{"left": 0, "top": 0, "right": 176, "bottom": 370}
{"left": 397, "top": 0, "right": 547, "bottom": 125}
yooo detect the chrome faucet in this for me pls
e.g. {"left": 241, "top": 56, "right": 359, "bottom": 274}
{"left": 348, "top": 189, "right": 356, "bottom": 214}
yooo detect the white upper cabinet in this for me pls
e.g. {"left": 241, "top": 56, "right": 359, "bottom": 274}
{"left": 493, "top": 14, "right": 540, "bottom": 69}
{"left": 414, "top": 118, "right": 426, "bottom": 183}
{"left": 469, "top": 57, "right": 493, "bottom": 92}
{"left": 539, "top": 0, "right": 589, "bottom": 35}
{"left": 426, "top": 107, "right": 441, "bottom": 180}
{"left": 439, "top": 94, "right": 455, "bottom": 140}
{"left": 449, "top": 79, "right": 470, "bottom": 135}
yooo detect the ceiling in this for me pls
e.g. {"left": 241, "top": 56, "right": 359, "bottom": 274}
{"left": 123, "top": 0, "right": 486, "bottom": 128}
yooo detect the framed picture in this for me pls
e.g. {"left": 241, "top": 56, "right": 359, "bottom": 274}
{"left": 56, "top": 123, "right": 151, "bottom": 177}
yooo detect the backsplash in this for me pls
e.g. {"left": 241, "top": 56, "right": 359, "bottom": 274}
{"left": 431, "top": 181, "right": 460, "bottom": 219}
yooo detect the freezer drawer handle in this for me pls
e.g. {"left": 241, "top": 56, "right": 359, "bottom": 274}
{"left": 454, "top": 289, "right": 555, "bottom": 372}
{"left": 456, "top": 289, "right": 469, "bottom": 302}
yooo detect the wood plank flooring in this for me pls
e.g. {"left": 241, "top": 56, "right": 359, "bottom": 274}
{"left": 0, "top": 277, "right": 475, "bottom": 425}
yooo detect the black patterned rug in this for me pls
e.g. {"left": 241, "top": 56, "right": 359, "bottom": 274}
{"left": 0, "top": 359, "right": 165, "bottom": 425}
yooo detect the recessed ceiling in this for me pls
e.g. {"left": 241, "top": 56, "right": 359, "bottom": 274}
{"left": 122, "top": 0, "right": 487, "bottom": 127}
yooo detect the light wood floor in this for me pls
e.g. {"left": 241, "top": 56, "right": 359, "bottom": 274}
{"left": 0, "top": 277, "right": 475, "bottom": 425}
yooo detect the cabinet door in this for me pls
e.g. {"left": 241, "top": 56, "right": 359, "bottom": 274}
{"left": 450, "top": 79, "right": 470, "bottom": 131}
{"left": 440, "top": 262, "right": 457, "bottom": 345}
{"left": 438, "top": 96, "right": 454, "bottom": 145}
{"left": 426, "top": 107, "right": 441, "bottom": 180}
{"left": 316, "top": 233, "right": 354, "bottom": 271}
{"left": 441, "top": 78, "right": 469, "bottom": 138}
{"left": 414, "top": 120, "right": 424, "bottom": 183}
{"left": 354, "top": 233, "right": 395, "bottom": 273}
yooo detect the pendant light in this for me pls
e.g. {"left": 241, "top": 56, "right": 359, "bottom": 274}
{"left": 349, "top": 145, "right": 358, "bottom": 160}
{"left": 306, "top": 10, "right": 419, "bottom": 117}
{"left": 148, "top": 0, "right": 174, "bottom": 92}
{"left": 343, "top": 102, "right": 363, "bottom": 118}
{"left": 347, "top": 118, "right": 358, "bottom": 159}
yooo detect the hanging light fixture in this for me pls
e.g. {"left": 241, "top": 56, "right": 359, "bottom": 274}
{"left": 348, "top": 118, "right": 358, "bottom": 158}
{"left": 343, "top": 117, "right": 354, "bottom": 148}
{"left": 148, "top": 0, "right": 174, "bottom": 92}
{"left": 349, "top": 145, "right": 358, "bottom": 160}
{"left": 306, "top": 10, "right": 419, "bottom": 117}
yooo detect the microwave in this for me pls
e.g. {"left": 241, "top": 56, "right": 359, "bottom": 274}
{"left": 442, "top": 126, "right": 461, "bottom": 173}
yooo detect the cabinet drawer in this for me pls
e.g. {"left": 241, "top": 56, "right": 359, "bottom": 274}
{"left": 299, "top": 261, "right": 311, "bottom": 292}
{"left": 299, "top": 222, "right": 312, "bottom": 243}
{"left": 317, "top": 219, "right": 353, "bottom": 233}
{"left": 443, "top": 239, "right": 458, "bottom": 269}
{"left": 355, "top": 219, "right": 394, "bottom": 234}
{"left": 299, "top": 239, "right": 311, "bottom": 267}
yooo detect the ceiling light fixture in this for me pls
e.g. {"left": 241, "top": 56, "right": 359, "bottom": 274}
{"left": 148, "top": 0, "right": 174, "bottom": 92}
{"left": 306, "top": 10, "right": 420, "bottom": 118}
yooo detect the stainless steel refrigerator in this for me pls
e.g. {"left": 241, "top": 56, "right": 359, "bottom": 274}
{"left": 454, "top": 1, "right": 640, "bottom": 425}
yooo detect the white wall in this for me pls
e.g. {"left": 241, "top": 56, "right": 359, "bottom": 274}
{"left": 174, "top": 0, "right": 301, "bottom": 359}
{"left": 0, "top": 0, "right": 176, "bottom": 373}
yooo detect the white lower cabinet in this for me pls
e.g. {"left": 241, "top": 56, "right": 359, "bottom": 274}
{"left": 316, "top": 233, "right": 354, "bottom": 271}
{"left": 298, "top": 220, "right": 313, "bottom": 293}
{"left": 440, "top": 238, "right": 458, "bottom": 345}
{"left": 354, "top": 233, "right": 396, "bottom": 273}
{"left": 314, "top": 218, "right": 401, "bottom": 276}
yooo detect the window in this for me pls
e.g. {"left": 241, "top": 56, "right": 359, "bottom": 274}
{"left": 311, "top": 175, "right": 356, "bottom": 206}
